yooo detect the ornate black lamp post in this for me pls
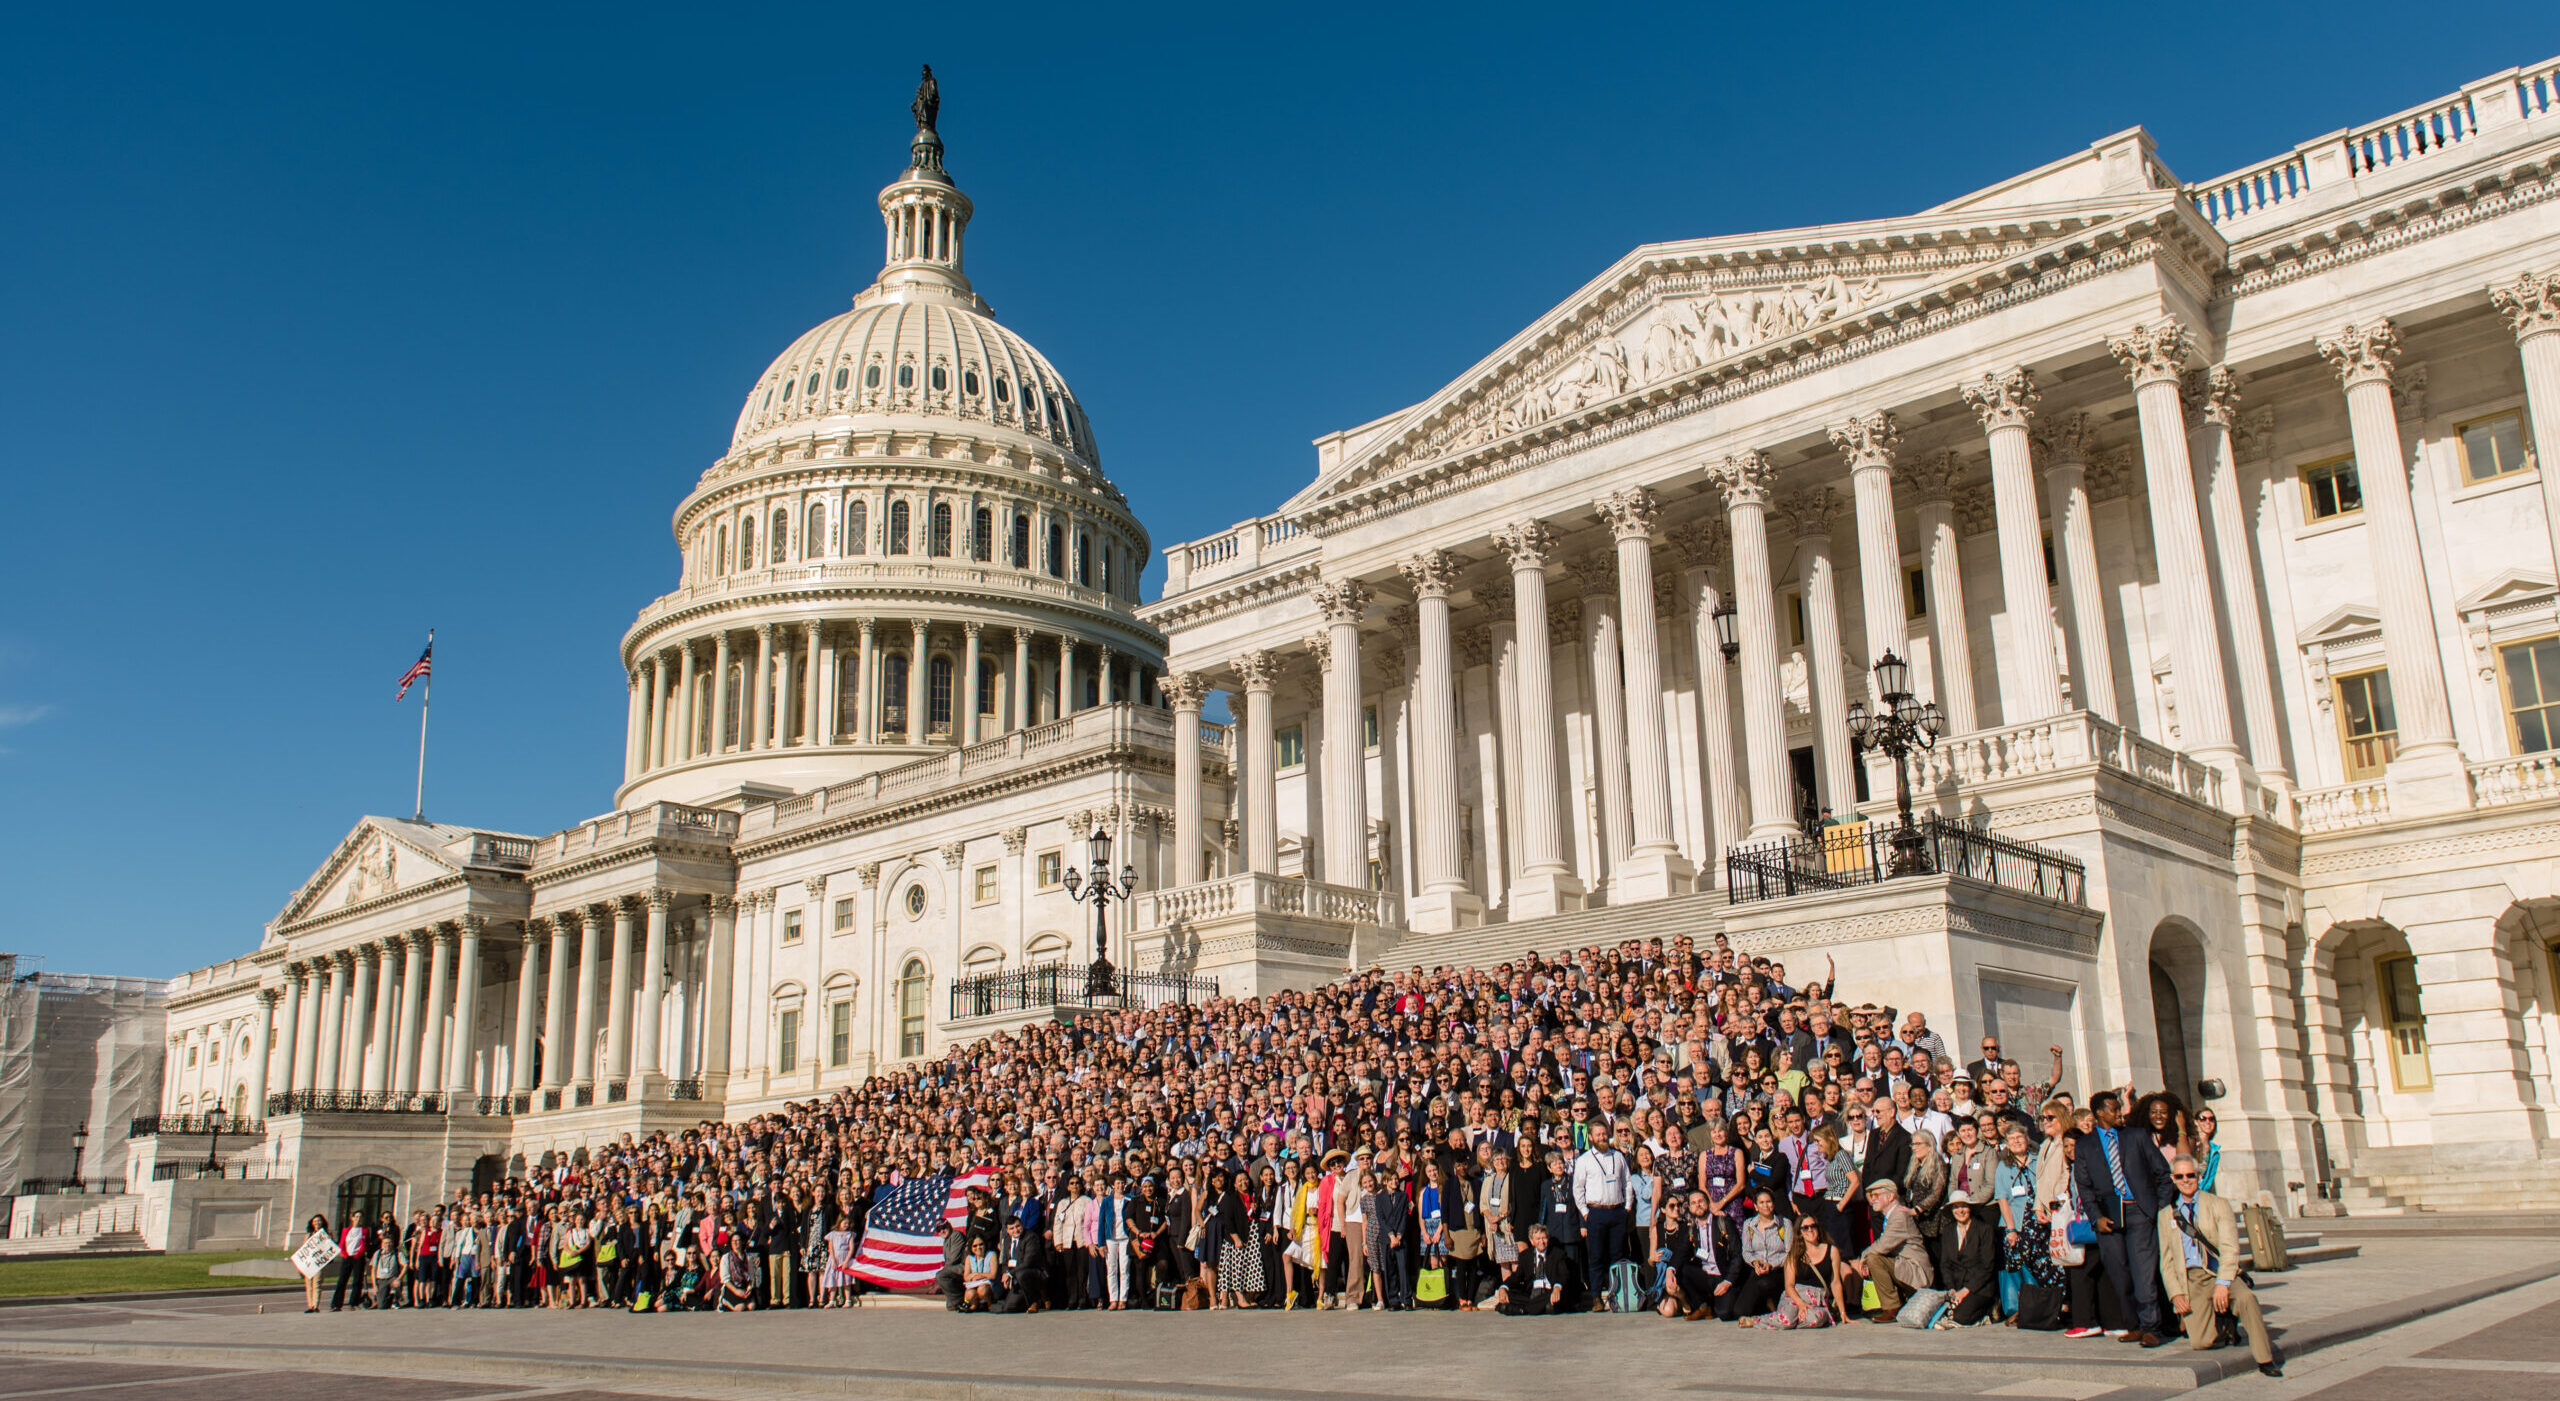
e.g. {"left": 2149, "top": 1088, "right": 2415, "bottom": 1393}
{"left": 1845, "top": 651, "right": 1944, "bottom": 876}
{"left": 1061, "top": 826, "right": 1139, "bottom": 998}
{"left": 70, "top": 1120, "right": 88, "bottom": 1184}
{"left": 200, "top": 1102, "right": 227, "bottom": 1175}
{"left": 1711, "top": 599, "right": 1740, "bottom": 661}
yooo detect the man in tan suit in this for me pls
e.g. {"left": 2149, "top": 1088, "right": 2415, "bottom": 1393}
{"left": 2156, "top": 1153, "right": 2283, "bottom": 1377}
{"left": 1846, "top": 1179, "right": 1933, "bottom": 1320}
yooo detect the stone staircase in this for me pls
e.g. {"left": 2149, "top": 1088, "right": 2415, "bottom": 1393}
{"left": 2330, "top": 1144, "right": 2560, "bottom": 1214}
{"left": 2264, "top": 1225, "right": 2356, "bottom": 1266}
{"left": 0, "top": 1196, "right": 146, "bottom": 1257}
{"left": 1372, "top": 889, "right": 1732, "bottom": 972}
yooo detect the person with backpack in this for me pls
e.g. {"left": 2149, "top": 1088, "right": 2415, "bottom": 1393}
{"left": 1572, "top": 1121, "right": 1633, "bottom": 1311}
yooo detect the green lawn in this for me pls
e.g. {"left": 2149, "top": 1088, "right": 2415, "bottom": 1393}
{"left": 0, "top": 1249, "right": 283, "bottom": 1299}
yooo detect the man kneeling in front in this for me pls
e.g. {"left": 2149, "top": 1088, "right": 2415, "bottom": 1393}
{"left": 2157, "top": 1153, "right": 2283, "bottom": 1377}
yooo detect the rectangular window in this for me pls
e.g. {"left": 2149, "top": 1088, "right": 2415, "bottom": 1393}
{"left": 777, "top": 1008, "right": 800, "bottom": 1075}
{"left": 2500, "top": 635, "right": 2560, "bottom": 754}
{"left": 2302, "top": 455, "right": 2363, "bottom": 521}
{"left": 1276, "top": 724, "right": 1305, "bottom": 770}
{"left": 829, "top": 1000, "right": 851, "bottom": 1069}
{"left": 2376, "top": 954, "right": 2432, "bottom": 1091}
{"left": 974, "top": 864, "right": 999, "bottom": 903}
{"left": 1037, "top": 851, "right": 1063, "bottom": 889}
{"left": 833, "top": 896, "right": 854, "bottom": 932}
{"left": 2459, "top": 411, "right": 2531, "bottom": 485}
{"left": 186, "top": 1046, "right": 198, "bottom": 1067}
{"left": 2334, "top": 666, "right": 2398, "bottom": 781}
{"left": 1363, "top": 703, "right": 1380, "bottom": 752}
{"left": 782, "top": 909, "right": 803, "bottom": 944}
{"left": 976, "top": 660, "right": 997, "bottom": 717}
{"left": 1905, "top": 565, "right": 1929, "bottom": 619}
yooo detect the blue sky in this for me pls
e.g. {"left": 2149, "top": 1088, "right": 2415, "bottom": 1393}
{"left": 4, "top": 4, "right": 2552, "bottom": 976}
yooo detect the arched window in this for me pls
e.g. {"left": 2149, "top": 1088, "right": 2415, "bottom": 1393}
{"left": 881, "top": 652, "right": 910, "bottom": 736}
{"left": 770, "top": 507, "right": 789, "bottom": 563}
{"left": 833, "top": 366, "right": 849, "bottom": 391}
{"left": 888, "top": 501, "right": 911, "bottom": 555}
{"left": 929, "top": 502, "right": 953, "bottom": 558}
{"left": 739, "top": 516, "right": 756, "bottom": 568}
{"left": 1099, "top": 543, "right": 1113, "bottom": 595}
{"left": 716, "top": 524, "right": 729, "bottom": 575}
{"left": 337, "top": 1173, "right": 397, "bottom": 1229}
{"left": 928, "top": 654, "right": 954, "bottom": 734}
{"left": 846, "top": 500, "right": 868, "bottom": 555}
{"left": 1011, "top": 515, "right": 1031, "bottom": 569}
{"left": 864, "top": 363, "right": 881, "bottom": 390}
{"left": 897, "top": 958, "right": 929, "bottom": 1058}
{"left": 1047, "top": 522, "right": 1066, "bottom": 578}
{"left": 1076, "top": 531, "right": 1093, "bottom": 587}
{"left": 977, "top": 659, "right": 998, "bottom": 719}
{"left": 807, "top": 502, "right": 828, "bottom": 559}
{"left": 971, "top": 507, "right": 993, "bottom": 562}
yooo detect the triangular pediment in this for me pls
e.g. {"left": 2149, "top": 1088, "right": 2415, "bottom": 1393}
{"left": 2299, "top": 602, "right": 2384, "bottom": 648}
{"left": 1287, "top": 189, "right": 2195, "bottom": 518}
{"left": 273, "top": 816, "right": 469, "bottom": 930}
{"left": 2456, "top": 568, "right": 2557, "bottom": 616}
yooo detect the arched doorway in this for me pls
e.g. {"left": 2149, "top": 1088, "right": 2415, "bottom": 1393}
{"left": 2150, "top": 962, "right": 2197, "bottom": 1105}
{"left": 2146, "top": 919, "right": 2213, "bottom": 1105}
{"left": 335, "top": 1173, "right": 397, "bottom": 1228}
{"left": 471, "top": 1154, "right": 505, "bottom": 1195}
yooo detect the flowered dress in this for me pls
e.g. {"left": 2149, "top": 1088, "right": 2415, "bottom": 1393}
{"left": 822, "top": 1227, "right": 857, "bottom": 1289}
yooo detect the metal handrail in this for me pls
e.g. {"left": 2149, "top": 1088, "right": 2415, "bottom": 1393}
{"left": 1724, "top": 814, "right": 2086, "bottom": 907}
{"left": 948, "top": 962, "right": 1216, "bottom": 1022}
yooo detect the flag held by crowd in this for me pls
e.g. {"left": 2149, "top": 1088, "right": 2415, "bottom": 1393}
{"left": 848, "top": 1164, "right": 990, "bottom": 1292}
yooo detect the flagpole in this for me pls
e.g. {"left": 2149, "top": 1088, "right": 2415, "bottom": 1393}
{"left": 413, "top": 628, "right": 433, "bottom": 823}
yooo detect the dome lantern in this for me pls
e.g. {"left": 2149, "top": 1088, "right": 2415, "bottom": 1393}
{"left": 877, "top": 64, "right": 973, "bottom": 299}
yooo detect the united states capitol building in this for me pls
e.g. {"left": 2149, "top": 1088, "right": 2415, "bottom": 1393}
{"left": 118, "top": 57, "right": 2560, "bottom": 1250}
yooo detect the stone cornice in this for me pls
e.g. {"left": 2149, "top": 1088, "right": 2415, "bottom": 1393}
{"left": 2213, "top": 154, "right": 2560, "bottom": 305}
{"left": 525, "top": 831, "right": 739, "bottom": 894}
{"left": 676, "top": 450, "right": 1146, "bottom": 546}
{"left": 1288, "top": 204, "right": 2213, "bottom": 537}
{"left": 274, "top": 868, "right": 526, "bottom": 944}
{"left": 624, "top": 576, "right": 1167, "bottom": 667}
{"left": 734, "top": 740, "right": 1177, "bottom": 862}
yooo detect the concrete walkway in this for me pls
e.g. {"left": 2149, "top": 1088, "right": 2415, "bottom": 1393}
{"left": 0, "top": 1237, "right": 2551, "bottom": 1401}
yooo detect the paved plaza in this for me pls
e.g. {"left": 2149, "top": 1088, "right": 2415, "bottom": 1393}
{"left": 2, "top": 1235, "right": 2554, "bottom": 1401}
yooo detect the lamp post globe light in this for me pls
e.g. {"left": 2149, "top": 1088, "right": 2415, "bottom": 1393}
{"left": 1844, "top": 651, "right": 1944, "bottom": 876}
{"left": 69, "top": 1119, "right": 88, "bottom": 1183}
{"left": 1061, "top": 826, "right": 1140, "bottom": 998}
{"left": 200, "top": 1101, "right": 227, "bottom": 1176}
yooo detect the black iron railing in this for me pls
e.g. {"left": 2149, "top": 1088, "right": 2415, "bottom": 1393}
{"left": 542, "top": 1088, "right": 564, "bottom": 1111}
{"left": 11, "top": 1177, "right": 118, "bottom": 1195}
{"left": 150, "top": 1162, "right": 281, "bottom": 1182}
{"left": 947, "top": 962, "right": 1216, "bottom": 1023}
{"left": 668, "top": 1079, "right": 705, "bottom": 1101}
{"left": 605, "top": 1080, "right": 629, "bottom": 1103}
{"left": 574, "top": 1085, "right": 594, "bottom": 1108}
{"left": 129, "top": 1114, "right": 258, "bottom": 1139}
{"left": 1724, "top": 814, "right": 2086, "bottom": 907}
{"left": 471, "top": 1094, "right": 530, "bottom": 1117}
{"left": 264, "top": 1091, "right": 447, "bottom": 1116}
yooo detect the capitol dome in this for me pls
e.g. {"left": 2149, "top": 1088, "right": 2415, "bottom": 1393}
{"left": 616, "top": 73, "right": 1162, "bottom": 811}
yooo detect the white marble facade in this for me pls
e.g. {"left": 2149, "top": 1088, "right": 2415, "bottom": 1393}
{"left": 160, "top": 58, "right": 2560, "bottom": 1229}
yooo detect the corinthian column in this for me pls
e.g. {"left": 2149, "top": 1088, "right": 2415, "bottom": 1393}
{"left": 1166, "top": 672, "right": 1210, "bottom": 886}
{"left": 2035, "top": 413, "right": 2121, "bottom": 725}
{"left": 704, "top": 895, "right": 738, "bottom": 1080}
{"left": 416, "top": 928, "right": 452, "bottom": 1096}
{"left": 291, "top": 961, "right": 322, "bottom": 1095}
{"left": 2316, "top": 319, "right": 2466, "bottom": 810}
{"left": 804, "top": 621, "right": 826, "bottom": 747}
{"left": 2111, "top": 323, "right": 2243, "bottom": 782}
{"left": 1961, "top": 367, "right": 2064, "bottom": 721}
{"left": 642, "top": 653, "right": 665, "bottom": 771}
{"left": 2491, "top": 272, "right": 2560, "bottom": 603}
{"left": 511, "top": 921, "right": 543, "bottom": 1095}
{"left": 624, "top": 671, "right": 645, "bottom": 781}
{"left": 606, "top": 897, "right": 637, "bottom": 1081}
{"left": 1496, "top": 522, "right": 1584, "bottom": 915}
{"left": 448, "top": 916, "right": 484, "bottom": 1095}
{"left": 571, "top": 905, "right": 602, "bottom": 1091}
{"left": 541, "top": 910, "right": 575, "bottom": 1092}
{"left": 345, "top": 941, "right": 379, "bottom": 1096}
{"left": 362, "top": 941, "right": 397, "bottom": 1095}
{"left": 391, "top": 931, "right": 425, "bottom": 1094}
{"left": 250, "top": 987, "right": 278, "bottom": 1115}
{"left": 750, "top": 624, "right": 775, "bottom": 752}
{"left": 1669, "top": 522, "right": 1742, "bottom": 877}
{"left": 1314, "top": 578, "right": 1372, "bottom": 887}
{"left": 675, "top": 643, "right": 697, "bottom": 763}
{"left": 1832, "top": 412, "right": 1909, "bottom": 668}
{"left": 709, "top": 631, "right": 732, "bottom": 755}
{"left": 1712, "top": 452, "right": 1798, "bottom": 840}
{"left": 1235, "top": 652, "right": 1281, "bottom": 876}
{"left": 1011, "top": 627, "right": 1031, "bottom": 733}
{"left": 907, "top": 620, "right": 928, "bottom": 741}
{"left": 312, "top": 953, "right": 348, "bottom": 1094}
{"left": 1570, "top": 553, "right": 1632, "bottom": 888}
{"left": 1599, "top": 489, "right": 1692, "bottom": 900}
{"left": 1783, "top": 487, "right": 1854, "bottom": 815}
{"left": 2185, "top": 370, "right": 2286, "bottom": 785}
{"left": 961, "top": 621, "right": 984, "bottom": 743}
{"left": 635, "top": 891, "right": 670, "bottom": 1083}
{"left": 1402, "top": 549, "right": 1480, "bottom": 926}
{"left": 1897, "top": 451, "right": 1977, "bottom": 733}
{"left": 273, "top": 967, "right": 305, "bottom": 1098}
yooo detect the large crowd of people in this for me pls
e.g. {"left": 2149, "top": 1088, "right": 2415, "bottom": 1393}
{"left": 291, "top": 933, "right": 2278, "bottom": 1375}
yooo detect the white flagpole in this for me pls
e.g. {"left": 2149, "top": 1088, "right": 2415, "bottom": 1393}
{"left": 413, "top": 629, "right": 434, "bottom": 823}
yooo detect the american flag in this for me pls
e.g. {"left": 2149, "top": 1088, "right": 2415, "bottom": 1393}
{"left": 395, "top": 634, "right": 433, "bottom": 701}
{"left": 848, "top": 1164, "right": 991, "bottom": 1292}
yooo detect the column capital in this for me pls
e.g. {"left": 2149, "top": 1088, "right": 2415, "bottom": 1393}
{"left": 1826, "top": 410, "right": 1902, "bottom": 471}
{"left": 1494, "top": 519, "right": 1560, "bottom": 570}
{"left": 628, "top": 670, "right": 642, "bottom": 693}
{"left": 858, "top": 616, "right": 876, "bottom": 638}
{"left": 646, "top": 887, "right": 675, "bottom": 913}
{"left": 1231, "top": 649, "right": 1281, "bottom": 693}
{"left": 1001, "top": 826, "right": 1029, "bottom": 854}
{"left": 1663, "top": 516, "right": 1725, "bottom": 570}
{"left": 1546, "top": 598, "right": 1583, "bottom": 647}
{"left": 1895, "top": 448, "right": 1966, "bottom": 502}
{"left": 589, "top": 899, "right": 621, "bottom": 926}
{"left": 285, "top": 961, "right": 309, "bottom": 985}
{"left": 258, "top": 986, "right": 282, "bottom": 1008}
{"left": 963, "top": 618, "right": 983, "bottom": 638}
{"left": 331, "top": 948, "right": 356, "bottom": 971}
{"left": 459, "top": 913, "right": 486, "bottom": 938}
{"left": 2107, "top": 322, "right": 2194, "bottom": 389}
{"left": 1455, "top": 624, "right": 1494, "bottom": 669}
{"left": 756, "top": 621, "right": 779, "bottom": 643}
{"left": 1305, "top": 631, "right": 1332, "bottom": 672}
{"left": 2180, "top": 364, "right": 2243, "bottom": 429}
{"left": 1564, "top": 552, "right": 1616, "bottom": 597}
{"left": 2034, "top": 410, "right": 2102, "bottom": 470}
{"left": 1163, "top": 671, "right": 1212, "bottom": 711}
{"left": 855, "top": 861, "right": 882, "bottom": 889}
{"left": 708, "top": 893, "right": 738, "bottom": 915}
{"left": 1313, "top": 577, "right": 1372, "bottom": 625}
{"left": 377, "top": 931, "right": 408, "bottom": 956}
{"left": 1708, "top": 450, "right": 1777, "bottom": 506}
{"left": 549, "top": 905, "right": 584, "bottom": 934}
{"left": 1596, "top": 486, "right": 1662, "bottom": 542}
{"left": 938, "top": 840, "right": 967, "bottom": 868}
{"left": 1961, "top": 364, "right": 2043, "bottom": 427}
{"left": 431, "top": 924, "right": 460, "bottom": 949}
{"left": 525, "top": 915, "right": 553, "bottom": 939}
{"left": 1399, "top": 548, "right": 1464, "bottom": 598}
{"left": 1954, "top": 484, "right": 1998, "bottom": 538}
{"left": 2491, "top": 271, "right": 2560, "bottom": 341}
{"left": 1779, "top": 486, "right": 1844, "bottom": 540}
{"left": 2315, "top": 318, "right": 2401, "bottom": 389}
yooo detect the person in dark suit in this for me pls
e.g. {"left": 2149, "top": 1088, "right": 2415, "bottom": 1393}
{"left": 1660, "top": 1191, "right": 1745, "bottom": 1321}
{"left": 1934, "top": 1197, "right": 2001, "bottom": 1326}
{"left": 1864, "top": 1097, "right": 1915, "bottom": 1201}
{"left": 1493, "top": 1223, "right": 1567, "bottom": 1315}
{"left": 2071, "top": 1090, "right": 2169, "bottom": 1344}
{"left": 990, "top": 1216, "right": 1049, "bottom": 1313}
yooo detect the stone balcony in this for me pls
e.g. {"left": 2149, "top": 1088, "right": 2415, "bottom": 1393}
{"left": 1127, "top": 872, "right": 1399, "bottom": 998}
{"left": 2293, "top": 752, "right": 2560, "bottom": 836}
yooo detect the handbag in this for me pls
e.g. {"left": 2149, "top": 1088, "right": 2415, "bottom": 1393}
{"left": 1896, "top": 1287, "right": 1949, "bottom": 1327}
{"left": 2013, "top": 1282, "right": 2065, "bottom": 1330}
{"left": 1414, "top": 1268, "right": 1448, "bottom": 1302}
{"left": 1860, "top": 1278, "right": 1881, "bottom": 1312}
